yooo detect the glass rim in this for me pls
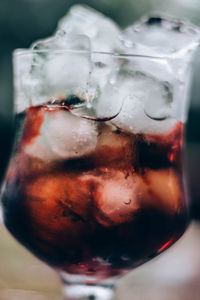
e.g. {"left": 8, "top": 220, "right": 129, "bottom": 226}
{"left": 13, "top": 48, "right": 168, "bottom": 61}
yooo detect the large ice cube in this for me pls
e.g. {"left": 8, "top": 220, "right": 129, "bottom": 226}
{"left": 121, "top": 14, "right": 200, "bottom": 58}
{"left": 96, "top": 67, "right": 176, "bottom": 135}
{"left": 57, "top": 5, "right": 122, "bottom": 95}
{"left": 120, "top": 15, "right": 200, "bottom": 122}
{"left": 15, "top": 5, "right": 122, "bottom": 112}
{"left": 93, "top": 170, "right": 140, "bottom": 227}
{"left": 25, "top": 109, "right": 98, "bottom": 161}
{"left": 29, "top": 30, "right": 92, "bottom": 105}
{"left": 57, "top": 5, "right": 121, "bottom": 53}
{"left": 93, "top": 168, "right": 181, "bottom": 227}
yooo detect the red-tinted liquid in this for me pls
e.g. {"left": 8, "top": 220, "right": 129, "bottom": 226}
{"left": 1, "top": 105, "right": 188, "bottom": 282}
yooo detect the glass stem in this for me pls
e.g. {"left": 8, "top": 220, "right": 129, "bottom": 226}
{"left": 63, "top": 283, "right": 114, "bottom": 300}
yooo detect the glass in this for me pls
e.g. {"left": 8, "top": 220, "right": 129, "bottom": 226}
{"left": 0, "top": 48, "right": 194, "bottom": 300}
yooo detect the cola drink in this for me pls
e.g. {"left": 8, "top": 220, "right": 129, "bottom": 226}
{"left": 1, "top": 103, "right": 187, "bottom": 281}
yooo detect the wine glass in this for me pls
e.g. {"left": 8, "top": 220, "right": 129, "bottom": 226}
{"left": 0, "top": 47, "right": 194, "bottom": 300}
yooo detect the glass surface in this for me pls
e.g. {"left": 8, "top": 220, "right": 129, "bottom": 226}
{"left": 0, "top": 49, "right": 194, "bottom": 299}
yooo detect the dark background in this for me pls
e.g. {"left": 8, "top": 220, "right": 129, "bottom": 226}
{"left": 0, "top": 0, "right": 200, "bottom": 217}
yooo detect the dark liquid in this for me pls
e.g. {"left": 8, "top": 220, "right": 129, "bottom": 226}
{"left": 1, "top": 106, "right": 188, "bottom": 281}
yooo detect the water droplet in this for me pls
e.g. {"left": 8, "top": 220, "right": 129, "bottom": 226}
{"left": 124, "top": 199, "right": 131, "bottom": 205}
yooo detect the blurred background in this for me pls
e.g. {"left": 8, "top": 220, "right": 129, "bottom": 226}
{"left": 0, "top": 0, "right": 200, "bottom": 299}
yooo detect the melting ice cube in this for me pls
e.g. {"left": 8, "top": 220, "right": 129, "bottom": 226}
{"left": 118, "top": 15, "right": 200, "bottom": 123}
{"left": 57, "top": 5, "right": 122, "bottom": 97}
{"left": 94, "top": 171, "right": 140, "bottom": 227}
{"left": 30, "top": 30, "right": 92, "bottom": 104}
{"left": 22, "top": 4, "right": 122, "bottom": 112}
{"left": 121, "top": 14, "right": 200, "bottom": 58}
{"left": 57, "top": 5, "right": 121, "bottom": 53}
{"left": 25, "top": 109, "right": 98, "bottom": 161}
{"left": 96, "top": 64, "right": 176, "bottom": 134}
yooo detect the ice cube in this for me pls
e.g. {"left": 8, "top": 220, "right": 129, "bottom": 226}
{"left": 120, "top": 15, "right": 200, "bottom": 122}
{"left": 32, "top": 30, "right": 90, "bottom": 51}
{"left": 23, "top": 172, "right": 95, "bottom": 249}
{"left": 57, "top": 5, "right": 121, "bottom": 53}
{"left": 57, "top": 5, "right": 122, "bottom": 96}
{"left": 29, "top": 30, "right": 92, "bottom": 104}
{"left": 121, "top": 14, "right": 200, "bottom": 58}
{"left": 141, "top": 168, "right": 182, "bottom": 213}
{"left": 93, "top": 168, "right": 182, "bottom": 227}
{"left": 24, "top": 172, "right": 95, "bottom": 224}
{"left": 93, "top": 123, "right": 135, "bottom": 169}
{"left": 15, "top": 5, "right": 122, "bottom": 112}
{"left": 93, "top": 170, "right": 140, "bottom": 227}
{"left": 96, "top": 67, "right": 176, "bottom": 135}
{"left": 25, "top": 109, "right": 98, "bottom": 161}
